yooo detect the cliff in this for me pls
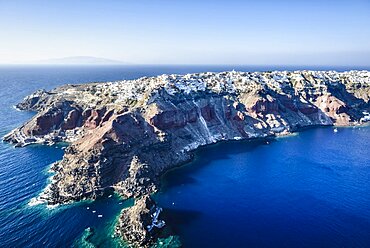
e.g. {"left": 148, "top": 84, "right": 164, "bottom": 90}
{"left": 4, "top": 70, "right": 370, "bottom": 246}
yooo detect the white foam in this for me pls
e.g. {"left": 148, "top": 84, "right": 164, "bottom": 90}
{"left": 28, "top": 197, "right": 45, "bottom": 206}
{"left": 46, "top": 203, "right": 59, "bottom": 209}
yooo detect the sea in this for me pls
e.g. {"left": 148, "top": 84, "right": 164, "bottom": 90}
{"left": 0, "top": 65, "right": 369, "bottom": 247}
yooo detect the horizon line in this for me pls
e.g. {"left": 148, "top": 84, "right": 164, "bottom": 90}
{"left": 0, "top": 63, "right": 369, "bottom": 68}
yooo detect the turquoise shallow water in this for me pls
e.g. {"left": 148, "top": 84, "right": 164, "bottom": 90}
{"left": 0, "top": 65, "right": 369, "bottom": 247}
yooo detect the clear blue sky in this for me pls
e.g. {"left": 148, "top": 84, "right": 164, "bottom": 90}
{"left": 0, "top": 0, "right": 370, "bottom": 65}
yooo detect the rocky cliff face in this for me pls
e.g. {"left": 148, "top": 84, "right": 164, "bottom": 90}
{"left": 115, "top": 195, "right": 167, "bottom": 247}
{"left": 4, "top": 70, "right": 370, "bottom": 246}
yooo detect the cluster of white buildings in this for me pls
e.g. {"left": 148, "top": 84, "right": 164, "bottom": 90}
{"left": 55, "top": 70, "right": 370, "bottom": 108}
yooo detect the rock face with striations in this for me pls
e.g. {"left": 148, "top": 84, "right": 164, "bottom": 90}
{"left": 4, "top": 70, "right": 370, "bottom": 246}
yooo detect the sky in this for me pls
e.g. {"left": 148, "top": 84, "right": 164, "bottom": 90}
{"left": 0, "top": 0, "right": 370, "bottom": 65}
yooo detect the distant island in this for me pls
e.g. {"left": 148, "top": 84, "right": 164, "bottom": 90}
{"left": 4, "top": 70, "right": 370, "bottom": 247}
{"left": 32, "top": 56, "right": 127, "bottom": 65}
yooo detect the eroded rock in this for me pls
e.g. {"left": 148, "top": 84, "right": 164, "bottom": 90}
{"left": 4, "top": 70, "right": 370, "bottom": 246}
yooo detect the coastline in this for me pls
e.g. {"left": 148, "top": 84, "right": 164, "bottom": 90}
{"left": 153, "top": 125, "right": 370, "bottom": 247}
{"left": 26, "top": 123, "right": 369, "bottom": 246}
{"left": 156, "top": 123, "right": 368, "bottom": 193}
{"left": 4, "top": 69, "right": 370, "bottom": 246}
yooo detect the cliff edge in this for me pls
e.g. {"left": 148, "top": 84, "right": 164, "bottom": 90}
{"left": 4, "top": 70, "right": 370, "bottom": 246}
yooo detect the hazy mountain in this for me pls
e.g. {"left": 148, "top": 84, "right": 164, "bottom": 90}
{"left": 34, "top": 56, "right": 127, "bottom": 65}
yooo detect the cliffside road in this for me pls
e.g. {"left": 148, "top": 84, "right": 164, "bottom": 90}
{"left": 4, "top": 70, "right": 370, "bottom": 247}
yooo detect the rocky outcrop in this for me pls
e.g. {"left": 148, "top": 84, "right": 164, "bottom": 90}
{"left": 4, "top": 70, "right": 370, "bottom": 246}
{"left": 115, "top": 195, "right": 166, "bottom": 247}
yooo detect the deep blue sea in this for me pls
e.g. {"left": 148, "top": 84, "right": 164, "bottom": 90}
{"left": 0, "top": 65, "right": 369, "bottom": 247}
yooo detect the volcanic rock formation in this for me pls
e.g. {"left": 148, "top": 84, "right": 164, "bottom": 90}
{"left": 4, "top": 70, "right": 370, "bottom": 246}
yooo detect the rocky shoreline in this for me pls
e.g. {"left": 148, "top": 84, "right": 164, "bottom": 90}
{"left": 4, "top": 70, "right": 370, "bottom": 247}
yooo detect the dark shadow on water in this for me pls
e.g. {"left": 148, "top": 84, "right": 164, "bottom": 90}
{"left": 161, "top": 208, "right": 203, "bottom": 234}
{"left": 160, "top": 126, "right": 340, "bottom": 192}
{"left": 165, "top": 175, "right": 198, "bottom": 186}
{"left": 161, "top": 137, "right": 275, "bottom": 190}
